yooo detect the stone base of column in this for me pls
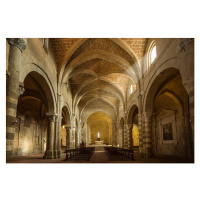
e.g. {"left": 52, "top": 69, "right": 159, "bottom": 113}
{"left": 6, "top": 150, "right": 13, "bottom": 159}
{"left": 57, "top": 150, "right": 62, "bottom": 158}
{"left": 54, "top": 150, "right": 58, "bottom": 158}
{"left": 44, "top": 150, "right": 54, "bottom": 159}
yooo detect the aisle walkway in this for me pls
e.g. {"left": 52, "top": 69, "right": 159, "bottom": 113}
{"left": 6, "top": 146, "right": 194, "bottom": 164}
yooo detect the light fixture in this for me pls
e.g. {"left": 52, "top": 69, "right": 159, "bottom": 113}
{"left": 63, "top": 125, "right": 65, "bottom": 129}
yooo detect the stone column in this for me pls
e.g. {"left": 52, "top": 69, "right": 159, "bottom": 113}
{"left": 41, "top": 126, "right": 45, "bottom": 153}
{"left": 144, "top": 112, "right": 153, "bottom": 157}
{"left": 44, "top": 114, "right": 55, "bottom": 159}
{"left": 71, "top": 127, "right": 76, "bottom": 149}
{"left": 152, "top": 113, "right": 157, "bottom": 155}
{"left": 138, "top": 94, "right": 144, "bottom": 157}
{"left": 66, "top": 127, "right": 71, "bottom": 149}
{"left": 184, "top": 112, "right": 193, "bottom": 158}
{"left": 6, "top": 38, "right": 26, "bottom": 158}
{"left": 123, "top": 125, "right": 128, "bottom": 149}
{"left": 57, "top": 95, "right": 63, "bottom": 158}
{"left": 75, "top": 129, "right": 79, "bottom": 148}
{"left": 118, "top": 128, "right": 123, "bottom": 148}
{"left": 188, "top": 80, "right": 194, "bottom": 152}
{"left": 138, "top": 113, "right": 144, "bottom": 157}
{"left": 127, "top": 124, "right": 133, "bottom": 150}
{"left": 54, "top": 114, "right": 59, "bottom": 158}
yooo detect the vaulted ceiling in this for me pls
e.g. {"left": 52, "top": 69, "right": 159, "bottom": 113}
{"left": 50, "top": 38, "right": 148, "bottom": 117}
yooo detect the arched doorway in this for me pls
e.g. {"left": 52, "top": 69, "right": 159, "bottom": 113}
{"left": 127, "top": 105, "right": 139, "bottom": 150}
{"left": 61, "top": 105, "right": 71, "bottom": 150}
{"left": 15, "top": 71, "right": 55, "bottom": 157}
{"left": 144, "top": 67, "right": 193, "bottom": 158}
{"left": 86, "top": 112, "right": 112, "bottom": 146}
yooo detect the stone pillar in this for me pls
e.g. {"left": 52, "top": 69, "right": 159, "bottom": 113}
{"left": 138, "top": 113, "right": 144, "bottom": 157}
{"left": 71, "top": 127, "right": 76, "bottom": 149}
{"left": 123, "top": 124, "right": 128, "bottom": 149}
{"left": 75, "top": 129, "right": 79, "bottom": 148}
{"left": 144, "top": 112, "right": 153, "bottom": 157}
{"left": 54, "top": 114, "right": 59, "bottom": 158}
{"left": 44, "top": 114, "right": 55, "bottom": 159}
{"left": 127, "top": 124, "right": 133, "bottom": 150}
{"left": 152, "top": 113, "right": 157, "bottom": 155}
{"left": 6, "top": 38, "right": 26, "bottom": 158}
{"left": 57, "top": 95, "right": 63, "bottom": 158}
{"left": 66, "top": 127, "right": 71, "bottom": 149}
{"left": 118, "top": 128, "right": 123, "bottom": 148}
{"left": 184, "top": 112, "right": 193, "bottom": 158}
{"left": 138, "top": 94, "right": 144, "bottom": 157}
{"left": 41, "top": 126, "right": 45, "bottom": 153}
{"left": 188, "top": 81, "right": 194, "bottom": 153}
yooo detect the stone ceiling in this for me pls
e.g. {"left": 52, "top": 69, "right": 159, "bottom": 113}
{"left": 50, "top": 38, "right": 148, "bottom": 117}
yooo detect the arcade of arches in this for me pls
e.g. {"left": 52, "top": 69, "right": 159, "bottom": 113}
{"left": 6, "top": 38, "right": 194, "bottom": 162}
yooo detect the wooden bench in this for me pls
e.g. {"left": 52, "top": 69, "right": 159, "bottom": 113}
{"left": 104, "top": 147, "right": 135, "bottom": 161}
{"left": 65, "top": 147, "right": 95, "bottom": 161}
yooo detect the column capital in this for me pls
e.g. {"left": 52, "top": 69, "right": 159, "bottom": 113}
{"left": 126, "top": 124, "right": 133, "bottom": 130}
{"left": 18, "top": 82, "right": 25, "bottom": 97}
{"left": 46, "top": 113, "right": 57, "bottom": 122}
{"left": 7, "top": 38, "right": 27, "bottom": 52}
{"left": 65, "top": 126, "right": 71, "bottom": 130}
{"left": 143, "top": 112, "right": 152, "bottom": 120}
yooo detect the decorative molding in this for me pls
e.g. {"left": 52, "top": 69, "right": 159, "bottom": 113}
{"left": 18, "top": 82, "right": 25, "bottom": 97}
{"left": 7, "top": 38, "right": 27, "bottom": 52}
{"left": 177, "top": 38, "right": 194, "bottom": 53}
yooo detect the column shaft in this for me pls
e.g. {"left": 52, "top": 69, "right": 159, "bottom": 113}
{"left": 6, "top": 39, "right": 26, "bottom": 158}
{"left": 144, "top": 112, "right": 153, "bottom": 157}
{"left": 44, "top": 115, "right": 55, "bottom": 159}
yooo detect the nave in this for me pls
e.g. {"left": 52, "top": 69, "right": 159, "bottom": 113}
{"left": 6, "top": 38, "right": 194, "bottom": 163}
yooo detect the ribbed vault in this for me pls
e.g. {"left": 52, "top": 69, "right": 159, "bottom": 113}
{"left": 56, "top": 38, "right": 144, "bottom": 118}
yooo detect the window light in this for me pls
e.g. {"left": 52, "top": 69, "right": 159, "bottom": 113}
{"left": 151, "top": 46, "right": 156, "bottom": 63}
{"left": 130, "top": 84, "right": 133, "bottom": 94}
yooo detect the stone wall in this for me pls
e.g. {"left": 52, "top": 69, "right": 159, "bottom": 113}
{"left": 12, "top": 113, "right": 47, "bottom": 157}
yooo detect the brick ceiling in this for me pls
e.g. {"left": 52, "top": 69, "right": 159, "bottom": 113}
{"left": 50, "top": 38, "right": 148, "bottom": 117}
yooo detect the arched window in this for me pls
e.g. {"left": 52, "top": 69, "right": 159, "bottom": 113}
{"left": 130, "top": 84, "right": 133, "bottom": 94}
{"left": 147, "top": 40, "right": 156, "bottom": 70}
{"left": 151, "top": 45, "right": 156, "bottom": 63}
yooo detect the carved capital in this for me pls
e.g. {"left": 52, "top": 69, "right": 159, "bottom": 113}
{"left": 144, "top": 112, "right": 152, "bottom": 121}
{"left": 18, "top": 82, "right": 25, "bottom": 97}
{"left": 7, "top": 38, "right": 27, "bottom": 52}
{"left": 46, "top": 113, "right": 56, "bottom": 122}
{"left": 126, "top": 124, "right": 133, "bottom": 130}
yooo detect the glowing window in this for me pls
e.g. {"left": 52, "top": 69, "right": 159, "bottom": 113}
{"left": 130, "top": 84, "right": 133, "bottom": 94}
{"left": 151, "top": 46, "right": 156, "bottom": 63}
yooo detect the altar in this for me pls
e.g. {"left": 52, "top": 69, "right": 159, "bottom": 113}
{"left": 95, "top": 140, "right": 103, "bottom": 145}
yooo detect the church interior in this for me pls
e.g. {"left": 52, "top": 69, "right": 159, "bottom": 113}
{"left": 6, "top": 38, "right": 194, "bottom": 163}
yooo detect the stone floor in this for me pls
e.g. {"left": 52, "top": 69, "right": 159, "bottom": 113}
{"left": 6, "top": 146, "right": 194, "bottom": 164}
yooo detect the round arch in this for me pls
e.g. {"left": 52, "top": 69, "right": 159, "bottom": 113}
{"left": 20, "top": 63, "right": 56, "bottom": 114}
